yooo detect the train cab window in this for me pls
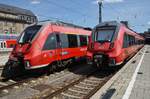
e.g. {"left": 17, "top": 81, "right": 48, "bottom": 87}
{"left": 96, "top": 29, "right": 115, "bottom": 42}
{"left": 79, "top": 35, "right": 88, "bottom": 46}
{"left": 43, "top": 33, "right": 57, "bottom": 50}
{"left": 18, "top": 25, "right": 41, "bottom": 44}
{"left": 59, "top": 33, "right": 69, "bottom": 48}
{"left": 68, "top": 34, "right": 78, "bottom": 48}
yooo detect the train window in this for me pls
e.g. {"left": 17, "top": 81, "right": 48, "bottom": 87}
{"left": 79, "top": 35, "right": 88, "bottom": 46}
{"left": 123, "top": 33, "right": 128, "bottom": 48}
{"left": 132, "top": 36, "right": 135, "bottom": 45}
{"left": 43, "top": 33, "right": 57, "bottom": 50}
{"left": 128, "top": 35, "right": 131, "bottom": 46}
{"left": 0, "top": 42, "right": 2, "bottom": 48}
{"left": 18, "top": 25, "right": 41, "bottom": 44}
{"left": 59, "top": 33, "right": 69, "bottom": 48}
{"left": 96, "top": 29, "right": 115, "bottom": 42}
{"left": 133, "top": 37, "right": 136, "bottom": 45}
{"left": 68, "top": 34, "right": 78, "bottom": 48}
{"left": 130, "top": 36, "right": 134, "bottom": 45}
{"left": 3, "top": 42, "right": 6, "bottom": 48}
{"left": 128, "top": 35, "right": 133, "bottom": 46}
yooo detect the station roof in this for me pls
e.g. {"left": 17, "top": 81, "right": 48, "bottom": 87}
{"left": 0, "top": 3, "right": 35, "bottom": 16}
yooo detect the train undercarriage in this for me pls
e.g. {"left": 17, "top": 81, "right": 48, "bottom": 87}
{"left": 1, "top": 56, "right": 85, "bottom": 80}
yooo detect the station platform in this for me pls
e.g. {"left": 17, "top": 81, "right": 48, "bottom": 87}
{"left": 91, "top": 45, "right": 150, "bottom": 99}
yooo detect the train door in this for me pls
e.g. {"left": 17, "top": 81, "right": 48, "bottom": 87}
{"left": 58, "top": 33, "right": 70, "bottom": 60}
{"left": 42, "top": 33, "right": 59, "bottom": 65}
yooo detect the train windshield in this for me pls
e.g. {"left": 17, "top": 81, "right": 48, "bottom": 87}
{"left": 18, "top": 25, "right": 41, "bottom": 44}
{"left": 96, "top": 29, "right": 115, "bottom": 42}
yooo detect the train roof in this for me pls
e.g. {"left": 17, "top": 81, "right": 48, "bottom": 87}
{"left": 94, "top": 21, "right": 137, "bottom": 33}
{"left": 0, "top": 3, "right": 35, "bottom": 16}
{"left": 94, "top": 21, "right": 144, "bottom": 40}
{"left": 95, "top": 21, "right": 121, "bottom": 28}
{"left": 37, "top": 20, "right": 92, "bottom": 31}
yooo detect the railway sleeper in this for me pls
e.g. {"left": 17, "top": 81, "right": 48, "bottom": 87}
{"left": 61, "top": 89, "right": 86, "bottom": 99}
{"left": 61, "top": 92, "right": 81, "bottom": 99}
{"left": 74, "top": 85, "right": 93, "bottom": 90}
{"left": 68, "top": 88, "right": 88, "bottom": 94}
{"left": 69, "top": 86, "right": 90, "bottom": 94}
{"left": 80, "top": 81, "right": 98, "bottom": 86}
{"left": 76, "top": 83, "right": 96, "bottom": 90}
{"left": 84, "top": 79, "right": 101, "bottom": 84}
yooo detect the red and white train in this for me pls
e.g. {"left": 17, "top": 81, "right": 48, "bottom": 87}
{"left": 1, "top": 21, "right": 91, "bottom": 78}
{"left": 0, "top": 40, "right": 17, "bottom": 49}
{"left": 0, "top": 34, "right": 17, "bottom": 49}
{"left": 87, "top": 21, "right": 144, "bottom": 67}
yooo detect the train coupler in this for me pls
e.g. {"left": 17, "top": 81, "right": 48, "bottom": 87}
{"left": 1, "top": 60, "right": 25, "bottom": 79}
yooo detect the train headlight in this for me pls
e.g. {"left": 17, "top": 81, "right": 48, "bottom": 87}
{"left": 25, "top": 61, "right": 30, "bottom": 67}
{"left": 94, "top": 59, "right": 98, "bottom": 62}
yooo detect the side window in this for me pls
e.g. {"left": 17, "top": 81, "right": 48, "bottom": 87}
{"left": 79, "top": 35, "right": 88, "bottom": 46}
{"left": 3, "top": 42, "right": 6, "bottom": 48}
{"left": 0, "top": 42, "right": 2, "bottom": 48}
{"left": 128, "top": 35, "right": 132, "bottom": 46}
{"left": 128, "top": 35, "right": 131, "bottom": 46}
{"left": 68, "top": 34, "right": 78, "bottom": 48}
{"left": 59, "top": 33, "right": 69, "bottom": 48}
{"left": 43, "top": 33, "right": 57, "bottom": 50}
{"left": 123, "top": 33, "right": 128, "bottom": 48}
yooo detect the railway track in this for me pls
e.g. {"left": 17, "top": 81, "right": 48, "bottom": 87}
{"left": 31, "top": 67, "right": 120, "bottom": 99}
{"left": 0, "top": 64, "right": 120, "bottom": 99}
{"left": 0, "top": 64, "right": 85, "bottom": 98}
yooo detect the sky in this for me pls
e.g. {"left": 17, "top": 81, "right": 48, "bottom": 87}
{"left": 0, "top": 0, "right": 150, "bottom": 33}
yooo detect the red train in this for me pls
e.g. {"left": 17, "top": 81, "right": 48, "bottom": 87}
{"left": 6, "top": 40, "right": 17, "bottom": 48}
{"left": 0, "top": 40, "right": 17, "bottom": 49}
{"left": 1, "top": 21, "right": 91, "bottom": 78}
{"left": 87, "top": 21, "right": 144, "bottom": 67}
{"left": 0, "top": 34, "right": 17, "bottom": 49}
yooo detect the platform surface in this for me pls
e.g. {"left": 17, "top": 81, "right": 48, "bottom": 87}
{"left": 128, "top": 45, "right": 150, "bottom": 99}
{"left": 91, "top": 45, "right": 150, "bottom": 99}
